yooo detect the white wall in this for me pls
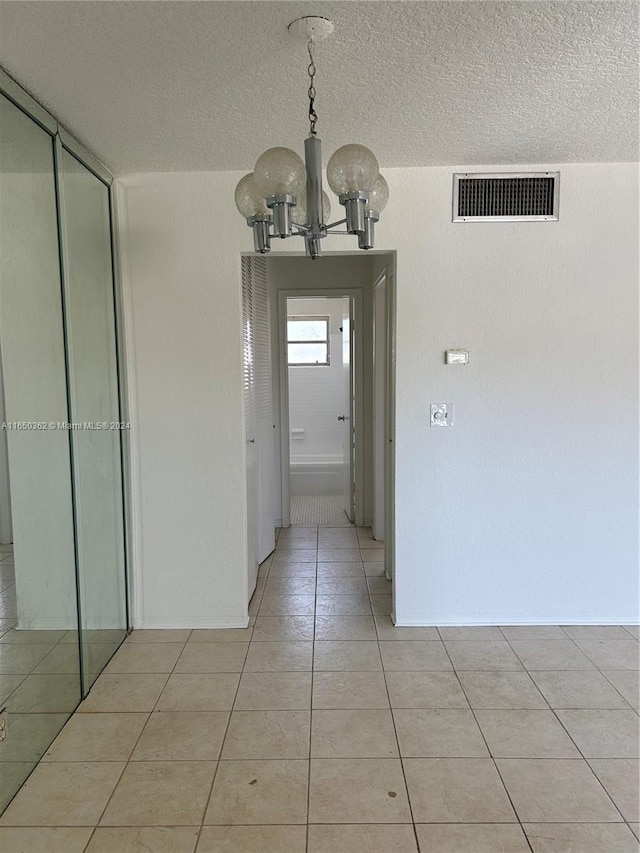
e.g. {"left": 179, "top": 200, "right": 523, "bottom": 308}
{"left": 116, "top": 172, "right": 249, "bottom": 628}
{"left": 117, "top": 162, "right": 639, "bottom": 627}
{"left": 288, "top": 297, "right": 347, "bottom": 467}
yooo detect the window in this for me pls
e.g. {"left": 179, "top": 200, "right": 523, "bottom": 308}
{"left": 287, "top": 316, "right": 330, "bottom": 366}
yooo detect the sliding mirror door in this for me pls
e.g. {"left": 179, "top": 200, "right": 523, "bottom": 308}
{"left": 0, "top": 93, "right": 82, "bottom": 811}
{"left": 58, "top": 147, "right": 128, "bottom": 693}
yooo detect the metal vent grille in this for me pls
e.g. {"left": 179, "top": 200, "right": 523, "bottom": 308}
{"left": 453, "top": 172, "right": 559, "bottom": 221}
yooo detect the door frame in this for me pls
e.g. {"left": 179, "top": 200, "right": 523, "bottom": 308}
{"left": 372, "top": 270, "right": 386, "bottom": 541}
{"left": 278, "top": 288, "right": 365, "bottom": 528}
{"left": 341, "top": 295, "right": 355, "bottom": 523}
{"left": 383, "top": 264, "right": 397, "bottom": 590}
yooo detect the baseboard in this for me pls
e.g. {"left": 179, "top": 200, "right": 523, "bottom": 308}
{"left": 395, "top": 616, "right": 640, "bottom": 627}
{"left": 131, "top": 616, "right": 250, "bottom": 630}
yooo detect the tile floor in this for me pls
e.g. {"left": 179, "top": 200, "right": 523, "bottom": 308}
{"left": 0, "top": 545, "right": 125, "bottom": 815}
{"left": 0, "top": 525, "right": 638, "bottom": 852}
{"left": 0, "top": 544, "right": 17, "bottom": 627}
{"left": 290, "top": 494, "right": 349, "bottom": 526}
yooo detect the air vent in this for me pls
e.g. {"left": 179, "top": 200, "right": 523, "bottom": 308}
{"left": 453, "top": 172, "right": 559, "bottom": 222}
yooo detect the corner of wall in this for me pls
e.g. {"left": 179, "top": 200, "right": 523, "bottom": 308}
{"left": 112, "top": 178, "right": 144, "bottom": 626}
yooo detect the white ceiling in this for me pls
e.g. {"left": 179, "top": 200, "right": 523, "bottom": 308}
{"left": 0, "top": 1, "right": 637, "bottom": 175}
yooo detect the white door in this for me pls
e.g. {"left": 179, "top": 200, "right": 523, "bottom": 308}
{"left": 242, "top": 258, "right": 258, "bottom": 597}
{"left": 242, "top": 256, "right": 276, "bottom": 599}
{"left": 341, "top": 298, "right": 355, "bottom": 522}
{"left": 253, "top": 259, "right": 276, "bottom": 564}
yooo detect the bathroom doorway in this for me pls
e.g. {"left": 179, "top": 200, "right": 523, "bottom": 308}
{"left": 286, "top": 296, "right": 356, "bottom": 526}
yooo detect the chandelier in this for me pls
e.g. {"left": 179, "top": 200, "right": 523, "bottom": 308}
{"left": 234, "top": 16, "right": 389, "bottom": 259}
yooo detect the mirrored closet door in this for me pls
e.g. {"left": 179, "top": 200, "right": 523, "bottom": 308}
{"left": 0, "top": 79, "right": 129, "bottom": 812}
{"left": 58, "top": 146, "right": 128, "bottom": 693}
{"left": 0, "top": 89, "right": 82, "bottom": 813}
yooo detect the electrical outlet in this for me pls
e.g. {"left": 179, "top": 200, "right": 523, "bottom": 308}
{"left": 0, "top": 708, "right": 7, "bottom": 743}
{"left": 430, "top": 403, "right": 454, "bottom": 427}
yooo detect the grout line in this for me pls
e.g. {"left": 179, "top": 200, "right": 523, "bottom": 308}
{"left": 84, "top": 634, "right": 193, "bottom": 843}
{"left": 438, "top": 639, "right": 536, "bottom": 853}
{"left": 598, "top": 670, "right": 639, "bottom": 713}
{"left": 306, "top": 525, "right": 318, "bottom": 853}
{"left": 158, "top": 637, "right": 257, "bottom": 848}
{"left": 378, "top": 622, "right": 419, "bottom": 847}
{"left": 503, "top": 637, "right": 632, "bottom": 826}
{"left": 81, "top": 825, "right": 98, "bottom": 851}
{"left": 195, "top": 639, "right": 249, "bottom": 849}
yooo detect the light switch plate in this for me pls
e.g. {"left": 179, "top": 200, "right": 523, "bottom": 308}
{"left": 430, "top": 404, "right": 453, "bottom": 427}
{"left": 445, "top": 349, "right": 469, "bottom": 365}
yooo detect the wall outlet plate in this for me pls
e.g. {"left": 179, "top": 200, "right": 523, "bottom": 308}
{"left": 430, "top": 403, "right": 453, "bottom": 426}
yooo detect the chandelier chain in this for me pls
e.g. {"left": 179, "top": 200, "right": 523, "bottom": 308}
{"left": 307, "top": 38, "right": 318, "bottom": 138}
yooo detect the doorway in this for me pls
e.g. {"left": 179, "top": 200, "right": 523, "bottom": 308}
{"left": 285, "top": 295, "right": 358, "bottom": 527}
{"left": 241, "top": 252, "right": 396, "bottom": 615}
{"left": 269, "top": 254, "right": 395, "bottom": 569}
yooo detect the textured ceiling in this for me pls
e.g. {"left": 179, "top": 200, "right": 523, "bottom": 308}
{"left": 0, "top": 1, "right": 637, "bottom": 175}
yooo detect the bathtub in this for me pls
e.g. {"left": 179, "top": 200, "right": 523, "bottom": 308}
{"left": 290, "top": 454, "right": 343, "bottom": 494}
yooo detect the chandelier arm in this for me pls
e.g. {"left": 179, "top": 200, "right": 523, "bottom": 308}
{"left": 325, "top": 230, "right": 351, "bottom": 235}
{"left": 265, "top": 225, "right": 307, "bottom": 237}
{"left": 324, "top": 218, "right": 347, "bottom": 230}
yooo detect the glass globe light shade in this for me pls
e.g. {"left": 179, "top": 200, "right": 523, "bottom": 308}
{"left": 326, "top": 144, "right": 379, "bottom": 194}
{"left": 254, "top": 147, "right": 306, "bottom": 197}
{"left": 364, "top": 174, "right": 389, "bottom": 213}
{"left": 291, "top": 191, "right": 332, "bottom": 225}
{"left": 234, "top": 173, "right": 269, "bottom": 218}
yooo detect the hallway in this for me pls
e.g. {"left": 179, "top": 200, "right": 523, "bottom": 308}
{"left": 0, "top": 526, "right": 637, "bottom": 852}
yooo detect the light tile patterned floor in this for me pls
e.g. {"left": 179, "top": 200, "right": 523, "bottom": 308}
{"left": 0, "top": 527, "right": 638, "bottom": 852}
{"left": 290, "top": 494, "right": 351, "bottom": 526}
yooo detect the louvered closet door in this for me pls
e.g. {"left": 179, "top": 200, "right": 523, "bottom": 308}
{"left": 252, "top": 258, "right": 276, "bottom": 564}
{"left": 242, "top": 257, "right": 258, "bottom": 596}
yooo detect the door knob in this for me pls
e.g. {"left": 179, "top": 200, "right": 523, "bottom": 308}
{"left": 247, "top": 438, "right": 255, "bottom": 443}
{"left": 337, "top": 415, "right": 347, "bottom": 421}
